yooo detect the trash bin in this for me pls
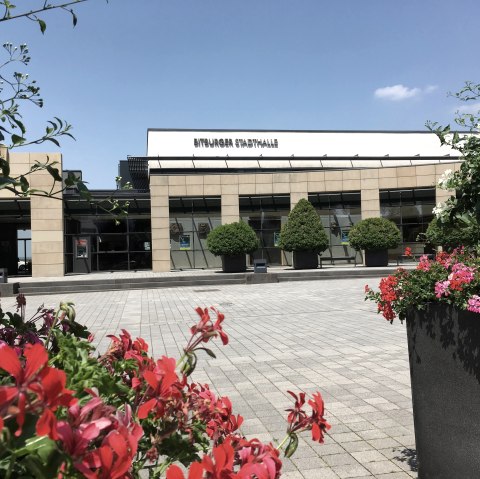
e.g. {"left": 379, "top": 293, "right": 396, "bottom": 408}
{"left": 0, "top": 268, "right": 7, "bottom": 283}
{"left": 253, "top": 259, "right": 267, "bottom": 273}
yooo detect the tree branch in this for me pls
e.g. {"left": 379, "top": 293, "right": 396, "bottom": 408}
{"left": 0, "top": 0, "right": 88, "bottom": 23}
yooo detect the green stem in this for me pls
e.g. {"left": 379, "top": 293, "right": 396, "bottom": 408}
{"left": 276, "top": 433, "right": 291, "bottom": 451}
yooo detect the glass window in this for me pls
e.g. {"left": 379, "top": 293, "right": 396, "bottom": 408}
{"left": 169, "top": 197, "right": 222, "bottom": 270}
{"left": 308, "top": 192, "right": 361, "bottom": 263}
{"left": 380, "top": 188, "right": 435, "bottom": 258}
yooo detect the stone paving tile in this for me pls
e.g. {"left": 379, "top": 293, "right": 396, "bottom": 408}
{"left": 17, "top": 277, "right": 419, "bottom": 479}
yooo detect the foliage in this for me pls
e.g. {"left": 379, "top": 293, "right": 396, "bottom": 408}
{"left": 365, "top": 248, "right": 480, "bottom": 322}
{"left": 0, "top": 0, "right": 91, "bottom": 32}
{"left": 206, "top": 221, "right": 259, "bottom": 256}
{"left": 422, "top": 217, "right": 480, "bottom": 251}
{"left": 278, "top": 199, "right": 329, "bottom": 252}
{"left": 348, "top": 217, "right": 401, "bottom": 251}
{"left": 0, "top": 0, "right": 130, "bottom": 222}
{"left": 0, "top": 294, "right": 90, "bottom": 355}
{"left": 0, "top": 297, "right": 330, "bottom": 478}
{"left": 428, "top": 81, "right": 480, "bottom": 230}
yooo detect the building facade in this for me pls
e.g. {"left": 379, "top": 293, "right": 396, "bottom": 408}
{"left": 0, "top": 130, "right": 462, "bottom": 277}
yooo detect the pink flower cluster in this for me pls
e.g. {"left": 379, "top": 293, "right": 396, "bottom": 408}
{"left": 435, "top": 262, "right": 476, "bottom": 298}
{"left": 467, "top": 295, "right": 480, "bottom": 313}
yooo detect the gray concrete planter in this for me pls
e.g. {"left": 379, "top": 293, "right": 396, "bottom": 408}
{"left": 406, "top": 304, "right": 480, "bottom": 478}
{"left": 221, "top": 254, "right": 246, "bottom": 273}
{"left": 292, "top": 251, "right": 318, "bottom": 269}
{"left": 364, "top": 249, "right": 388, "bottom": 267}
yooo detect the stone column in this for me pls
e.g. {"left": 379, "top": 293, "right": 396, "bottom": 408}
{"left": 221, "top": 175, "right": 239, "bottom": 224}
{"left": 150, "top": 176, "right": 170, "bottom": 272}
{"left": 289, "top": 172, "right": 308, "bottom": 209}
{"left": 28, "top": 153, "right": 64, "bottom": 277}
{"left": 360, "top": 169, "right": 380, "bottom": 218}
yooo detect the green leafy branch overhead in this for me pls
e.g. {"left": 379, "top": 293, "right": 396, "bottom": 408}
{"left": 0, "top": 0, "right": 130, "bottom": 222}
{"left": 0, "top": 0, "right": 94, "bottom": 33}
{"left": 427, "top": 82, "right": 480, "bottom": 227}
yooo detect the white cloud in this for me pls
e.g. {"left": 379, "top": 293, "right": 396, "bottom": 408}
{"left": 456, "top": 102, "right": 480, "bottom": 114}
{"left": 374, "top": 84, "right": 438, "bottom": 101}
{"left": 425, "top": 85, "right": 438, "bottom": 94}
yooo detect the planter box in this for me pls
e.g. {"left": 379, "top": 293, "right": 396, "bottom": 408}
{"left": 364, "top": 249, "right": 388, "bottom": 267}
{"left": 221, "top": 254, "right": 246, "bottom": 273}
{"left": 406, "top": 304, "right": 480, "bottom": 478}
{"left": 292, "top": 251, "right": 318, "bottom": 270}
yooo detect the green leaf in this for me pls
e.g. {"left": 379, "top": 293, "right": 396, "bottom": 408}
{"left": 45, "top": 137, "right": 60, "bottom": 147}
{"left": 38, "top": 19, "right": 47, "bottom": 34}
{"left": 19, "top": 175, "right": 29, "bottom": 193}
{"left": 46, "top": 165, "right": 62, "bottom": 181}
{"left": 11, "top": 134, "right": 24, "bottom": 146}
{"left": 197, "top": 347, "right": 216, "bottom": 359}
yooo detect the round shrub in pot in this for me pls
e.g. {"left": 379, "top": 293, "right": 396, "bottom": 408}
{"left": 423, "top": 217, "right": 480, "bottom": 252}
{"left": 348, "top": 217, "right": 401, "bottom": 266}
{"left": 278, "top": 198, "right": 329, "bottom": 269}
{"left": 206, "top": 221, "right": 259, "bottom": 272}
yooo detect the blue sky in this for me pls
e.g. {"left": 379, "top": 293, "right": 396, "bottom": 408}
{"left": 4, "top": 0, "right": 480, "bottom": 188}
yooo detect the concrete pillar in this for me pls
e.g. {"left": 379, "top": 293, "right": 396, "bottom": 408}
{"left": 221, "top": 193, "right": 239, "bottom": 224}
{"left": 150, "top": 176, "right": 171, "bottom": 272}
{"left": 289, "top": 173, "right": 309, "bottom": 209}
{"left": 221, "top": 175, "right": 239, "bottom": 224}
{"left": 28, "top": 153, "right": 64, "bottom": 277}
{"left": 360, "top": 169, "right": 380, "bottom": 218}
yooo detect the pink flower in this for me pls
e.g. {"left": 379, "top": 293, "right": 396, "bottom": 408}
{"left": 467, "top": 295, "right": 480, "bottom": 313}
{"left": 417, "top": 255, "right": 432, "bottom": 271}
{"left": 435, "top": 280, "right": 450, "bottom": 298}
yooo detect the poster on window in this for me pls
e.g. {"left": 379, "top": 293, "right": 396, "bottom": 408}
{"left": 340, "top": 230, "right": 350, "bottom": 245}
{"left": 75, "top": 238, "right": 88, "bottom": 258}
{"left": 179, "top": 235, "right": 191, "bottom": 250}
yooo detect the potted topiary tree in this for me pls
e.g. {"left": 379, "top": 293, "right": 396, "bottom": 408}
{"left": 348, "top": 217, "right": 401, "bottom": 267}
{"left": 423, "top": 217, "right": 480, "bottom": 252}
{"left": 278, "top": 198, "right": 329, "bottom": 269}
{"left": 206, "top": 221, "right": 259, "bottom": 273}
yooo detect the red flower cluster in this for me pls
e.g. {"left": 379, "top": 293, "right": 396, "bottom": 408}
{"left": 366, "top": 248, "right": 480, "bottom": 322}
{"left": 187, "top": 383, "right": 244, "bottom": 443}
{"left": 286, "top": 391, "right": 331, "bottom": 444}
{"left": 0, "top": 343, "right": 74, "bottom": 437}
{"left": 376, "top": 275, "right": 399, "bottom": 322}
{"left": 167, "top": 436, "right": 282, "bottom": 479}
{"left": 57, "top": 398, "right": 143, "bottom": 479}
{"left": 0, "top": 304, "right": 330, "bottom": 477}
{"left": 188, "top": 306, "right": 229, "bottom": 351}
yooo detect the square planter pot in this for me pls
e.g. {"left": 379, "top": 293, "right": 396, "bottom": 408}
{"left": 406, "top": 304, "right": 480, "bottom": 478}
{"left": 364, "top": 249, "right": 388, "bottom": 267}
{"left": 221, "top": 254, "right": 246, "bottom": 273}
{"left": 292, "top": 251, "right": 318, "bottom": 270}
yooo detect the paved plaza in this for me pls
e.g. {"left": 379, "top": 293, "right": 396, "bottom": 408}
{"left": 9, "top": 277, "right": 418, "bottom": 479}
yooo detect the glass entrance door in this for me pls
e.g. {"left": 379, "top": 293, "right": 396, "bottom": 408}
{"left": 248, "top": 216, "right": 283, "bottom": 265}
{"left": 17, "top": 229, "right": 31, "bottom": 275}
{"left": 240, "top": 195, "right": 291, "bottom": 267}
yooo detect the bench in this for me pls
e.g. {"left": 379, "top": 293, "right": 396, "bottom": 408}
{"left": 396, "top": 253, "right": 434, "bottom": 266}
{"left": 319, "top": 256, "right": 357, "bottom": 268}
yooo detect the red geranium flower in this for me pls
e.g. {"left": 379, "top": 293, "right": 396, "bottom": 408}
{"left": 0, "top": 343, "right": 75, "bottom": 437}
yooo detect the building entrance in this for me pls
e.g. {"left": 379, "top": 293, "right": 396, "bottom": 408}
{"left": 240, "top": 195, "right": 291, "bottom": 266}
